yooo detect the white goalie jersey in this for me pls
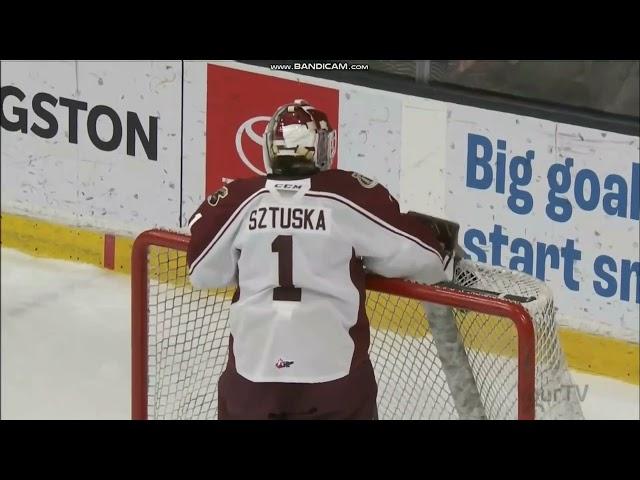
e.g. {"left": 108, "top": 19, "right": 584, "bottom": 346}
{"left": 187, "top": 169, "right": 446, "bottom": 384}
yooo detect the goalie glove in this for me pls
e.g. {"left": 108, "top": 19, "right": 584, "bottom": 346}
{"left": 406, "top": 211, "right": 465, "bottom": 271}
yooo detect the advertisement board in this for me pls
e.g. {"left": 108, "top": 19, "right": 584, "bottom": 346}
{"left": 446, "top": 103, "right": 639, "bottom": 339}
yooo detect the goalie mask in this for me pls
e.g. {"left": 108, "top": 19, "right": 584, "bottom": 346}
{"left": 263, "top": 99, "right": 337, "bottom": 175}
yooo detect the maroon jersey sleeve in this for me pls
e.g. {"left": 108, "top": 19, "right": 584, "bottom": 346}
{"left": 187, "top": 177, "right": 267, "bottom": 289}
{"left": 309, "top": 170, "right": 446, "bottom": 284}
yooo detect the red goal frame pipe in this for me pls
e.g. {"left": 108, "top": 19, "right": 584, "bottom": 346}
{"left": 132, "top": 229, "right": 536, "bottom": 420}
{"left": 366, "top": 276, "right": 536, "bottom": 420}
{"left": 131, "top": 230, "right": 190, "bottom": 420}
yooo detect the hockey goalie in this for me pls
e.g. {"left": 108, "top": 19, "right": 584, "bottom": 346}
{"left": 186, "top": 99, "right": 464, "bottom": 420}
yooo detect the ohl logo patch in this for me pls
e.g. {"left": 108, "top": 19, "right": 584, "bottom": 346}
{"left": 275, "top": 358, "right": 294, "bottom": 369}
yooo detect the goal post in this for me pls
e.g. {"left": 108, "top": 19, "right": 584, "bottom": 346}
{"left": 131, "top": 229, "right": 582, "bottom": 420}
{"left": 364, "top": 275, "right": 535, "bottom": 419}
{"left": 131, "top": 229, "right": 189, "bottom": 420}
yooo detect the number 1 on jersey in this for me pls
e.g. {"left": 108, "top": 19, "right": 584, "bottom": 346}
{"left": 271, "top": 235, "right": 302, "bottom": 302}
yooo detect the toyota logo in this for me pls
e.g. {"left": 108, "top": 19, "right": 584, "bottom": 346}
{"left": 235, "top": 116, "right": 271, "bottom": 176}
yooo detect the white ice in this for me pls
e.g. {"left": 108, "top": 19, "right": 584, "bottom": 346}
{"left": 1, "top": 247, "right": 638, "bottom": 420}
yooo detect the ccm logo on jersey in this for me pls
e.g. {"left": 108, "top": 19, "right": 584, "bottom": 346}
{"left": 248, "top": 207, "right": 330, "bottom": 232}
{"left": 274, "top": 183, "right": 303, "bottom": 190}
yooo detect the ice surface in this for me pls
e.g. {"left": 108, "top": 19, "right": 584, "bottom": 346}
{"left": 1, "top": 247, "right": 637, "bottom": 420}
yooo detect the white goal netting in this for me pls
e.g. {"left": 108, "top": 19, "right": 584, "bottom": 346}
{"left": 134, "top": 235, "right": 583, "bottom": 420}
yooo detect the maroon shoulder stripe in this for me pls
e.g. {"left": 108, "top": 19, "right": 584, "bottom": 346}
{"left": 305, "top": 192, "right": 443, "bottom": 263}
{"left": 309, "top": 169, "right": 444, "bottom": 260}
{"left": 188, "top": 189, "right": 268, "bottom": 274}
{"left": 187, "top": 177, "right": 268, "bottom": 272}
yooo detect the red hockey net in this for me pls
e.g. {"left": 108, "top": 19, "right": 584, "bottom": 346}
{"left": 131, "top": 229, "right": 582, "bottom": 420}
